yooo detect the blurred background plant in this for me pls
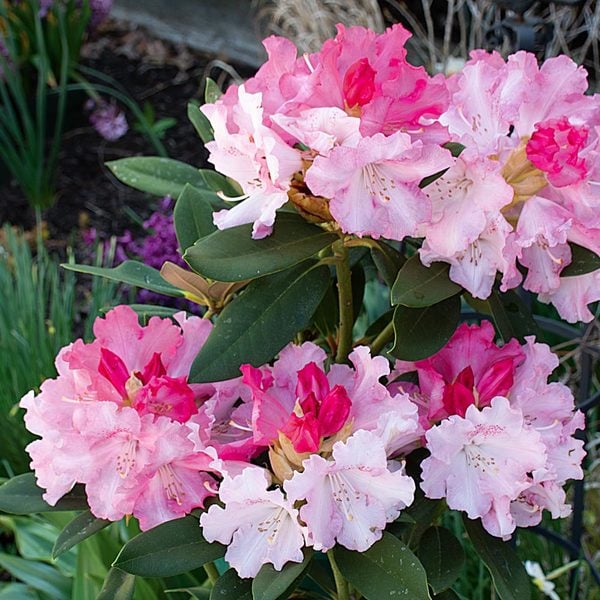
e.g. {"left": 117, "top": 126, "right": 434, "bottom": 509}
{"left": 0, "top": 0, "right": 168, "bottom": 213}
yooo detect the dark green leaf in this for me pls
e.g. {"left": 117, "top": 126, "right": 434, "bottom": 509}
{"left": 562, "top": 243, "right": 600, "bottom": 277}
{"left": 442, "top": 142, "right": 465, "bottom": 157}
{"left": 434, "top": 590, "right": 460, "bottom": 600}
{"left": 96, "top": 567, "right": 135, "bottom": 600}
{"left": 0, "top": 473, "right": 88, "bottom": 514}
{"left": 252, "top": 549, "right": 313, "bottom": 600}
{"left": 205, "top": 78, "right": 222, "bottom": 104}
{"left": 184, "top": 213, "right": 338, "bottom": 282}
{"left": 420, "top": 169, "right": 449, "bottom": 189}
{"left": 106, "top": 157, "right": 209, "bottom": 198}
{"left": 484, "top": 289, "right": 540, "bottom": 343}
{"left": 198, "top": 170, "right": 241, "bottom": 198}
{"left": 463, "top": 517, "right": 531, "bottom": 600}
{"left": 370, "top": 241, "right": 405, "bottom": 287}
{"left": 0, "top": 553, "right": 71, "bottom": 600}
{"left": 417, "top": 527, "right": 465, "bottom": 594}
{"left": 391, "top": 295, "right": 461, "bottom": 361}
{"left": 166, "top": 588, "right": 210, "bottom": 599}
{"left": 52, "top": 510, "right": 111, "bottom": 558}
{"left": 188, "top": 101, "right": 213, "bottom": 143}
{"left": 334, "top": 532, "right": 431, "bottom": 600}
{"left": 392, "top": 256, "right": 461, "bottom": 308}
{"left": 209, "top": 569, "right": 252, "bottom": 600}
{"left": 62, "top": 261, "right": 184, "bottom": 298}
{"left": 114, "top": 516, "right": 225, "bottom": 577}
{"left": 190, "top": 263, "right": 330, "bottom": 382}
{"left": 313, "top": 283, "right": 339, "bottom": 337}
{"left": 174, "top": 184, "right": 218, "bottom": 252}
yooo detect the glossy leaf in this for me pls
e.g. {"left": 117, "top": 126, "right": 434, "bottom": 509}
{"left": 392, "top": 256, "right": 461, "bottom": 308}
{"left": 463, "top": 517, "right": 531, "bottom": 600}
{"left": 561, "top": 242, "right": 600, "bottom": 277}
{"left": 484, "top": 289, "right": 540, "bottom": 343}
{"left": 0, "top": 473, "right": 88, "bottom": 514}
{"left": 114, "top": 515, "right": 226, "bottom": 577}
{"left": 190, "top": 263, "right": 330, "bottom": 382}
{"left": 128, "top": 304, "right": 180, "bottom": 319}
{"left": 210, "top": 569, "right": 252, "bottom": 600}
{"left": 188, "top": 101, "right": 213, "bottom": 143}
{"left": 96, "top": 567, "right": 135, "bottom": 600}
{"left": 0, "top": 583, "right": 41, "bottom": 600}
{"left": 52, "top": 510, "right": 111, "bottom": 558}
{"left": 417, "top": 527, "right": 465, "bottom": 594}
{"left": 252, "top": 549, "right": 313, "bottom": 600}
{"left": 174, "top": 184, "right": 218, "bottom": 252}
{"left": 62, "top": 260, "right": 184, "bottom": 298}
{"left": 334, "top": 532, "right": 431, "bottom": 600}
{"left": 184, "top": 213, "right": 338, "bottom": 282}
{"left": 312, "top": 283, "right": 339, "bottom": 337}
{"left": 370, "top": 240, "right": 405, "bottom": 287}
{"left": 166, "top": 588, "right": 210, "bottom": 599}
{"left": 106, "top": 157, "right": 209, "bottom": 198}
{"left": 391, "top": 295, "right": 461, "bottom": 361}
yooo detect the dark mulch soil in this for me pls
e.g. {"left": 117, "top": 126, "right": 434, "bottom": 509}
{"left": 0, "top": 19, "right": 254, "bottom": 244}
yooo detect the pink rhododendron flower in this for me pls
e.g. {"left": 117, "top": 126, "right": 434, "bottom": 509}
{"left": 396, "top": 322, "right": 585, "bottom": 537}
{"left": 421, "top": 397, "right": 547, "bottom": 538}
{"left": 305, "top": 132, "right": 453, "bottom": 240}
{"left": 284, "top": 430, "right": 415, "bottom": 552}
{"left": 425, "top": 50, "right": 600, "bottom": 321}
{"left": 200, "top": 467, "right": 306, "bottom": 578}
{"left": 20, "top": 306, "right": 220, "bottom": 530}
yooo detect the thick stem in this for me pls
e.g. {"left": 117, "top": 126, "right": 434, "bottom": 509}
{"left": 334, "top": 241, "right": 353, "bottom": 363}
{"left": 327, "top": 549, "right": 350, "bottom": 600}
{"left": 369, "top": 319, "right": 395, "bottom": 356}
{"left": 203, "top": 561, "right": 219, "bottom": 586}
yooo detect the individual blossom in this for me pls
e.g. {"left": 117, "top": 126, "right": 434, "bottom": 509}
{"left": 21, "top": 306, "right": 220, "bottom": 529}
{"left": 284, "top": 429, "right": 415, "bottom": 552}
{"left": 524, "top": 561, "right": 561, "bottom": 600}
{"left": 200, "top": 467, "right": 306, "bottom": 578}
{"left": 421, "top": 397, "right": 547, "bottom": 538}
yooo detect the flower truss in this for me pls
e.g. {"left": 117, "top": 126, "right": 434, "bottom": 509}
{"left": 201, "top": 26, "right": 600, "bottom": 323}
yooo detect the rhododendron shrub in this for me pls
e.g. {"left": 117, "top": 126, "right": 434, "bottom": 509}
{"left": 0, "top": 22, "right": 595, "bottom": 600}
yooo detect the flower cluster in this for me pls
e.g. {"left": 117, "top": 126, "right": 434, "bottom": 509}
{"left": 394, "top": 321, "right": 585, "bottom": 539}
{"left": 21, "top": 306, "right": 584, "bottom": 577}
{"left": 200, "top": 25, "right": 600, "bottom": 322}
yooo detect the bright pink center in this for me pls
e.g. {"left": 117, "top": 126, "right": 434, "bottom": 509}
{"left": 441, "top": 357, "right": 515, "bottom": 418}
{"left": 98, "top": 348, "right": 196, "bottom": 422}
{"left": 343, "top": 58, "right": 376, "bottom": 108}
{"left": 526, "top": 117, "right": 589, "bottom": 187}
{"left": 281, "top": 362, "right": 351, "bottom": 453}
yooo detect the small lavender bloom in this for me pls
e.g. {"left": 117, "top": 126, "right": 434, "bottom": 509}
{"left": 39, "top": 0, "right": 54, "bottom": 17}
{"left": 89, "top": 102, "right": 128, "bottom": 141}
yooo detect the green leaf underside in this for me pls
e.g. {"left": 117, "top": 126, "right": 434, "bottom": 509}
{"left": 114, "top": 515, "right": 225, "bottom": 577}
{"left": 96, "top": 567, "right": 136, "bottom": 600}
{"left": 62, "top": 261, "right": 184, "bottom": 298}
{"left": 0, "top": 473, "right": 88, "bottom": 514}
{"left": 174, "top": 184, "right": 218, "bottom": 252}
{"left": 561, "top": 242, "right": 600, "bottom": 277}
{"left": 334, "top": 532, "right": 431, "bottom": 600}
{"left": 210, "top": 569, "right": 252, "bottom": 600}
{"left": 52, "top": 510, "right": 111, "bottom": 558}
{"left": 189, "top": 263, "right": 330, "bottom": 383}
{"left": 252, "top": 549, "right": 313, "bottom": 600}
{"left": 417, "top": 527, "right": 465, "bottom": 594}
{"left": 392, "top": 256, "right": 461, "bottom": 308}
{"left": 391, "top": 295, "right": 461, "bottom": 361}
{"left": 185, "top": 213, "right": 338, "bottom": 282}
{"left": 463, "top": 517, "right": 531, "bottom": 600}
